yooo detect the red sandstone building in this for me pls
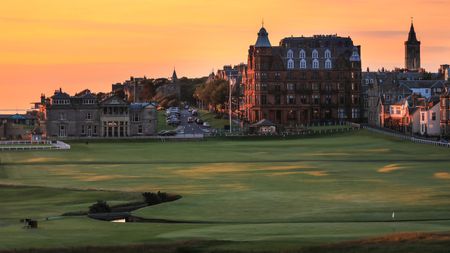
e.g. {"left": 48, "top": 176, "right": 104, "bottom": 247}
{"left": 242, "top": 26, "right": 362, "bottom": 126}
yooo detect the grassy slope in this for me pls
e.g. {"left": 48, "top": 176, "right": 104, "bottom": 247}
{"left": 1, "top": 131, "right": 450, "bottom": 251}
{"left": 198, "top": 110, "right": 232, "bottom": 129}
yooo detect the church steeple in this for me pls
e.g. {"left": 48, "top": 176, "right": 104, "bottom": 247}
{"left": 407, "top": 18, "right": 418, "bottom": 42}
{"left": 171, "top": 68, "right": 178, "bottom": 82}
{"left": 405, "top": 18, "right": 421, "bottom": 71}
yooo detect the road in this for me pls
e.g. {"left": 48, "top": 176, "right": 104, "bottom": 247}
{"left": 176, "top": 109, "right": 208, "bottom": 135}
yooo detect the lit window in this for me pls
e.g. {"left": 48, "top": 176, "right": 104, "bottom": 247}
{"left": 312, "top": 59, "right": 319, "bottom": 69}
{"left": 287, "top": 49, "right": 294, "bottom": 59}
{"left": 325, "top": 59, "right": 332, "bottom": 69}
{"left": 300, "top": 59, "right": 306, "bottom": 69}
{"left": 312, "top": 49, "right": 318, "bottom": 59}
{"left": 299, "top": 49, "right": 306, "bottom": 59}
{"left": 287, "top": 59, "right": 294, "bottom": 69}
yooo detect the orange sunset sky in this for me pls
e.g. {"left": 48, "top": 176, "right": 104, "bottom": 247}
{"left": 1, "top": 0, "right": 450, "bottom": 111}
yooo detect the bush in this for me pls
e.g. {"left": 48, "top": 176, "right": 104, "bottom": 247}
{"left": 89, "top": 200, "right": 111, "bottom": 214}
{"left": 142, "top": 191, "right": 169, "bottom": 205}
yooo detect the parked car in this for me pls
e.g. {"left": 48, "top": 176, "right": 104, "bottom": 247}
{"left": 195, "top": 118, "right": 204, "bottom": 125}
{"left": 203, "top": 122, "right": 211, "bottom": 128}
{"left": 187, "top": 117, "right": 194, "bottom": 123}
{"left": 191, "top": 110, "right": 198, "bottom": 116}
{"left": 158, "top": 130, "right": 177, "bottom": 136}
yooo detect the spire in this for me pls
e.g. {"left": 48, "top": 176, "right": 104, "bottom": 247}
{"left": 408, "top": 18, "right": 418, "bottom": 42}
{"left": 255, "top": 23, "right": 271, "bottom": 48}
{"left": 172, "top": 68, "right": 178, "bottom": 82}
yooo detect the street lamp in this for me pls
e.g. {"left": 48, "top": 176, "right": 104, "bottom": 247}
{"left": 229, "top": 78, "right": 235, "bottom": 134}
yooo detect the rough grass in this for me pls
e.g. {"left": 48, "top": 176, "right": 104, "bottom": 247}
{"left": 1, "top": 130, "right": 450, "bottom": 251}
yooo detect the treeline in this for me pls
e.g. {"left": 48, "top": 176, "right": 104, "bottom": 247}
{"left": 194, "top": 79, "right": 229, "bottom": 110}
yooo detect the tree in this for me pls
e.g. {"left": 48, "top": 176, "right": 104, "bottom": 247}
{"left": 89, "top": 200, "right": 111, "bottom": 214}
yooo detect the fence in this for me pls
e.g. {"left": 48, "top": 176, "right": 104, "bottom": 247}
{"left": 364, "top": 126, "right": 450, "bottom": 148}
{"left": 0, "top": 140, "right": 71, "bottom": 151}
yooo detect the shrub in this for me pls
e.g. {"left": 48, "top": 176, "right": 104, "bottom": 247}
{"left": 89, "top": 200, "right": 111, "bottom": 214}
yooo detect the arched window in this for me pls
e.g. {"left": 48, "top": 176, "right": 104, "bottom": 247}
{"left": 325, "top": 49, "right": 331, "bottom": 59}
{"left": 299, "top": 49, "right": 306, "bottom": 59}
{"left": 300, "top": 59, "right": 307, "bottom": 69}
{"left": 312, "top": 49, "right": 318, "bottom": 59}
{"left": 325, "top": 59, "right": 332, "bottom": 69}
{"left": 287, "top": 49, "right": 294, "bottom": 59}
{"left": 312, "top": 59, "right": 319, "bottom": 69}
{"left": 287, "top": 59, "right": 294, "bottom": 69}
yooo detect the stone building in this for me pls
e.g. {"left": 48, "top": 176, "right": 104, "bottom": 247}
{"left": 45, "top": 89, "right": 157, "bottom": 138}
{"left": 242, "top": 25, "right": 362, "bottom": 126}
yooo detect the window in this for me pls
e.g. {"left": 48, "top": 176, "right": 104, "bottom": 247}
{"left": 338, "top": 108, "right": 346, "bottom": 119}
{"left": 299, "top": 49, "right": 306, "bottom": 59}
{"left": 300, "top": 59, "right": 306, "bottom": 69}
{"left": 300, "top": 95, "right": 307, "bottom": 104}
{"left": 325, "top": 49, "right": 331, "bottom": 59}
{"left": 352, "top": 108, "right": 360, "bottom": 118}
{"left": 287, "top": 59, "right": 294, "bottom": 69}
{"left": 287, "top": 95, "right": 296, "bottom": 104}
{"left": 325, "top": 95, "right": 332, "bottom": 104}
{"left": 86, "top": 112, "right": 92, "bottom": 120}
{"left": 59, "top": 112, "right": 66, "bottom": 120}
{"left": 325, "top": 59, "right": 332, "bottom": 69}
{"left": 261, "top": 83, "right": 267, "bottom": 91}
{"left": 275, "top": 95, "right": 281, "bottom": 105}
{"left": 312, "top": 49, "right": 318, "bottom": 59}
{"left": 261, "top": 95, "right": 267, "bottom": 105}
{"left": 312, "top": 59, "right": 319, "bottom": 69}
{"left": 287, "top": 49, "right": 294, "bottom": 59}
{"left": 287, "top": 83, "right": 295, "bottom": 91}
{"left": 432, "top": 112, "right": 436, "bottom": 121}
{"left": 421, "top": 113, "right": 425, "bottom": 121}
{"left": 313, "top": 95, "right": 320, "bottom": 105}
{"left": 81, "top": 125, "right": 85, "bottom": 134}
{"left": 138, "top": 125, "right": 143, "bottom": 134}
{"left": 312, "top": 83, "right": 319, "bottom": 90}
{"left": 132, "top": 113, "right": 140, "bottom": 122}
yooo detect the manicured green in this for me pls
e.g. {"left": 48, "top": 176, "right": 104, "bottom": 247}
{"left": 1, "top": 130, "right": 450, "bottom": 252}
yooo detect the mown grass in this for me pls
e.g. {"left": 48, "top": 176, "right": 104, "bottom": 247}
{"left": 1, "top": 130, "right": 450, "bottom": 252}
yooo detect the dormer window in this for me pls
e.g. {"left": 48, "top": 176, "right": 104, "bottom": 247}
{"left": 325, "top": 59, "right": 332, "bottom": 69}
{"left": 312, "top": 59, "right": 319, "bottom": 69}
{"left": 312, "top": 49, "right": 319, "bottom": 59}
{"left": 287, "top": 59, "right": 294, "bottom": 69}
{"left": 299, "top": 49, "right": 306, "bottom": 59}
{"left": 300, "top": 59, "right": 307, "bottom": 69}
{"left": 287, "top": 49, "right": 294, "bottom": 59}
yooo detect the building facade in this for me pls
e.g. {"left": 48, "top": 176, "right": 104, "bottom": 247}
{"left": 46, "top": 89, "right": 157, "bottom": 138}
{"left": 242, "top": 26, "right": 362, "bottom": 126}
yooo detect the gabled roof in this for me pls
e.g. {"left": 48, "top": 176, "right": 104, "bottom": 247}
{"left": 51, "top": 90, "right": 70, "bottom": 99}
{"left": 399, "top": 80, "right": 445, "bottom": 89}
{"left": 251, "top": 119, "right": 276, "bottom": 127}
{"left": 99, "top": 95, "right": 128, "bottom": 106}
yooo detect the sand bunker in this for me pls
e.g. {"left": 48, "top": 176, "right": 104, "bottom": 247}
{"left": 25, "top": 157, "right": 61, "bottom": 163}
{"left": 434, "top": 172, "right": 450, "bottom": 179}
{"left": 378, "top": 164, "right": 403, "bottom": 173}
{"left": 272, "top": 171, "right": 328, "bottom": 177}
